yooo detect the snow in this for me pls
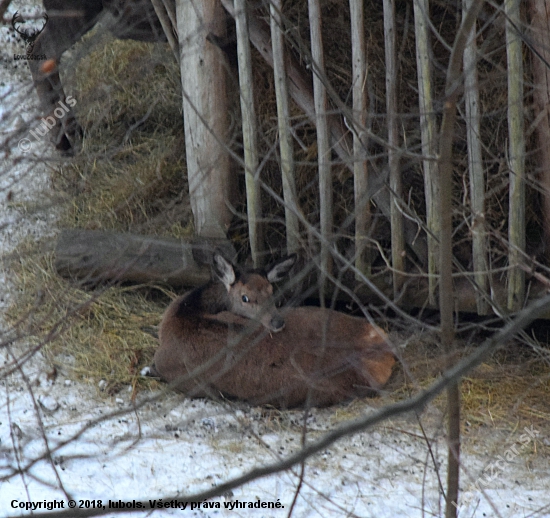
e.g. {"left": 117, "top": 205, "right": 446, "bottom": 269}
{"left": 1, "top": 2, "right": 549, "bottom": 517}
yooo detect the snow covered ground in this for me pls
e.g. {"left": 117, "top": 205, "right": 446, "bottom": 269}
{"left": 1, "top": 2, "right": 549, "bottom": 517}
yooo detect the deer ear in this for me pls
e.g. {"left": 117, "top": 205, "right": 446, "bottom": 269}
{"left": 266, "top": 254, "right": 297, "bottom": 283}
{"left": 212, "top": 251, "right": 236, "bottom": 290}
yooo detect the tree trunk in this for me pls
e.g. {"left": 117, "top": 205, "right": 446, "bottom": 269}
{"left": 176, "top": 0, "right": 234, "bottom": 239}
{"left": 308, "top": 0, "right": 333, "bottom": 300}
{"left": 438, "top": 3, "right": 486, "bottom": 515}
{"left": 414, "top": 0, "right": 439, "bottom": 306}
{"left": 383, "top": 0, "right": 405, "bottom": 298}
{"left": 530, "top": 0, "right": 550, "bottom": 263}
{"left": 505, "top": 0, "right": 526, "bottom": 311}
{"left": 349, "top": 0, "right": 370, "bottom": 280}
{"left": 54, "top": 229, "right": 236, "bottom": 286}
{"left": 270, "top": 0, "right": 300, "bottom": 256}
{"left": 235, "top": 0, "right": 262, "bottom": 266}
{"left": 463, "top": 0, "right": 489, "bottom": 315}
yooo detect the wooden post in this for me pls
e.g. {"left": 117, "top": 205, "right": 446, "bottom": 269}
{"left": 530, "top": 0, "right": 550, "bottom": 264}
{"left": 235, "top": 0, "right": 262, "bottom": 266}
{"left": 151, "top": 0, "right": 179, "bottom": 63}
{"left": 349, "top": 0, "right": 370, "bottom": 280}
{"left": 383, "top": 0, "right": 405, "bottom": 299}
{"left": 270, "top": 0, "right": 300, "bottom": 256}
{"left": 413, "top": 0, "right": 439, "bottom": 306}
{"left": 161, "top": 0, "right": 177, "bottom": 28}
{"left": 308, "top": 0, "right": 333, "bottom": 299}
{"left": 463, "top": 0, "right": 489, "bottom": 315}
{"left": 176, "top": 0, "right": 233, "bottom": 239}
{"left": 505, "top": 0, "right": 525, "bottom": 311}
{"left": 219, "top": 0, "right": 428, "bottom": 265}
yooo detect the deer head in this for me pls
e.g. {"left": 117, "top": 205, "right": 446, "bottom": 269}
{"left": 12, "top": 11, "right": 48, "bottom": 52}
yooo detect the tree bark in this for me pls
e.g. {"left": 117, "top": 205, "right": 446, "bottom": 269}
{"left": 235, "top": 0, "right": 262, "bottom": 266}
{"left": 308, "top": 0, "right": 333, "bottom": 300}
{"left": 270, "top": 0, "right": 300, "bottom": 256}
{"left": 505, "top": 0, "right": 526, "bottom": 311}
{"left": 383, "top": 0, "right": 405, "bottom": 299}
{"left": 176, "top": 0, "right": 234, "bottom": 239}
{"left": 54, "top": 229, "right": 236, "bottom": 286}
{"left": 349, "top": 0, "right": 370, "bottom": 279}
{"left": 463, "top": 0, "right": 489, "bottom": 315}
{"left": 414, "top": 0, "right": 439, "bottom": 305}
{"left": 438, "top": 3, "right": 485, "bottom": 515}
{"left": 530, "top": 0, "right": 550, "bottom": 263}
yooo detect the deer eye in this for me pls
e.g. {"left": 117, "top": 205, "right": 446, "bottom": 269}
{"left": 242, "top": 295, "right": 249, "bottom": 303}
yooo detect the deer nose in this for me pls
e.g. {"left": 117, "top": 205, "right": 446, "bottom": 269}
{"left": 270, "top": 316, "right": 285, "bottom": 332}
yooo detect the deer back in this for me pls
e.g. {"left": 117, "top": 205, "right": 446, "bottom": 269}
{"left": 155, "top": 304, "right": 395, "bottom": 408}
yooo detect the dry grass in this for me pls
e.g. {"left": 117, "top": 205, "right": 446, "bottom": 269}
{"left": 387, "top": 333, "right": 550, "bottom": 437}
{"left": 5, "top": 237, "right": 164, "bottom": 397}
{"left": 5, "top": 34, "right": 196, "bottom": 397}
{"left": 56, "top": 34, "right": 192, "bottom": 237}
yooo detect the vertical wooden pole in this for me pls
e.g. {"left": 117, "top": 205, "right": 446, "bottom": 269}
{"left": 530, "top": 0, "right": 550, "bottom": 264}
{"left": 308, "top": 0, "right": 333, "bottom": 299}
{"left": 235, "top": 0, "right": 262, "bottom": 266}
{"left": 383, "top": 0, "right": 404, "bottom": 299}
{"left": 151, "top": 0, "right": 179, "bottom": 63}
{"left": 505, "top": 0, "right": 525, "bottom": 311}
{"left": 349, "top": 0, "right": 370, "bottom": 280}
{"left": 413, "top": 0, "right": 439, "bottom": 306}
{"left": 176, "top": 0, "right": 233, "bottom": 239}
{"left": 463, "top": 0, "right": 489, "bottom": 315}
{"left": 270, "top": 0, "right": 300, "bottom": 255}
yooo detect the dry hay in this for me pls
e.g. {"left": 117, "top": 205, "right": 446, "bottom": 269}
{"left": 387, "top": 331, "right": 550, "bottom": 440}
{"left": 4, "top": 32, "right": 198, "bottom": 398}
{"left": 5, "top": 237, "right": 163, "bottom": 397}
{"left": 3, "top": 1, "right": 550, "bottom": 444}
{"left": 57, "top": 33, "right": 192, "bottom": 237}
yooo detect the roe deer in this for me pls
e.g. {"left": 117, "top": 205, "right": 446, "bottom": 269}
{"left": 146, "top": 251, "right": 395, "bottom": 408}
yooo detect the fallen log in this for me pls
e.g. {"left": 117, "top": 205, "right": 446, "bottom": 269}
{"left": 54, "top": 229, "right": 235, "bottom": 286}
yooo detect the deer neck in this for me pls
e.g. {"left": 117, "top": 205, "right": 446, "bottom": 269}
{"left": 176, "top": 282, "right": 230, "bottom": 319}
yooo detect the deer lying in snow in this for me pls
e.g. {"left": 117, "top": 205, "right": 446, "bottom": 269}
{"left": 144, "top": 251, "right": 395, "bottom": 407}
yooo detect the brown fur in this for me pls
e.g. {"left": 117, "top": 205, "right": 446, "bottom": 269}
{"left": 154, "top": 298, "right": 396, "bottom": 408}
